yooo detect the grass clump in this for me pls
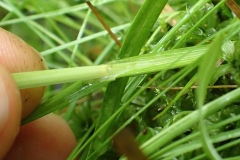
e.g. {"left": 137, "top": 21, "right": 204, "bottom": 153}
{"left": 1, "top": 0, "right": 240, "bottom": 159}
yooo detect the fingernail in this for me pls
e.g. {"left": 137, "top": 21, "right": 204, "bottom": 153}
{"left": 0, "top": 77, "right": 9, "bottom": 132}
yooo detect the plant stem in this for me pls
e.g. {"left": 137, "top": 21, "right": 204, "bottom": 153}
{"left": 145, "top": 85, "right": 237, "bottom": 90}
{"left": 86, "top": 1, "right": 122, "bottom": 47}
{"left": 13, "top": 45, "right": 207, "bottom": 89}
{"left": 226, "top": 0, "right": 240, "bottom": 18}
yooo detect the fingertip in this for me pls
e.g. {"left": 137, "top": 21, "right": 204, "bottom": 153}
{"left": 0, "top": 65, "right": 22, "bottom": 159}
{"left": 0, "top": 27, "right": 46, "bottom": 118}
{"left": 4, "top": 114, "right": 76, "bottom": 160}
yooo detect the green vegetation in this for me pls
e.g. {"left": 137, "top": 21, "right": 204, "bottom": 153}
{"left": 1, "top": 0, "right": 240, "bottom": 159}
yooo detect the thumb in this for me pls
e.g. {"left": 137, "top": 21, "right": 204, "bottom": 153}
{"left": 0, "top": 64, "right": 22, "bottom": 159}
{"left": 0, "top": 27, "right": 46, "bottom": 119}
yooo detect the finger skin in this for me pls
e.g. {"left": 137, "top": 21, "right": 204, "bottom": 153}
{"left": 4, "top": 113, "right": 77, "bottom": 160}
{"left": 0, "top": 28, "right": 46, "bottom": 118}
{"left": 0, "top": 65, "right": 22, "bottom": 159}
{"left": 0, "top": 28, "right": 76, "bottom": 159}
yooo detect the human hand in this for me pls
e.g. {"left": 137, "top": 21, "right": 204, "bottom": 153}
{"left": 0, "top": 28, "right": 76, "bottom": 160}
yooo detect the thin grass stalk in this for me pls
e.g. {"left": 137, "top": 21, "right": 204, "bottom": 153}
{"left": 196, "top": 34, "right": 223, "bottom": 159}
{"left": 13, "top": 45, "right": 207, "bottom": 89}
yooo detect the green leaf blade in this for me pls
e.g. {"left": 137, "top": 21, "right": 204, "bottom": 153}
{"left": 196, "top": 34, "right": 224, "bottom": 160}
{"left": 88, "top": 0, "right": 168, "bottom": 158}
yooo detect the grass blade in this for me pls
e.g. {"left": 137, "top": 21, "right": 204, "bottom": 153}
{"left": 86, "top": 0, "right": 168, "bottom": 158}
{"left": 196, "top": 34, "right": 224, "bottom": 159}
{"left": 13, "top": 45, "right": 207, "bottom": 89}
